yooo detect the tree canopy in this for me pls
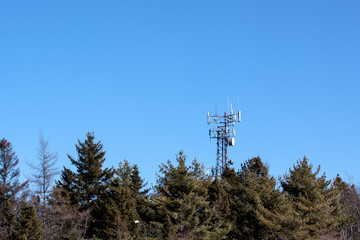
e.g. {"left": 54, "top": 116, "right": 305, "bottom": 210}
{"left": 1, "top": 132, "right": 359, "bottom": 239}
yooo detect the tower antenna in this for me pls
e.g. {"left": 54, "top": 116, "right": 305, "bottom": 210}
{"left": 207, "top": 102, "right": 241, "bottom": 176}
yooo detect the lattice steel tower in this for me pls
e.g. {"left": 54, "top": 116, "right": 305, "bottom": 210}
{"left": 207, "top": 107, "right": 241, "bottom": 176}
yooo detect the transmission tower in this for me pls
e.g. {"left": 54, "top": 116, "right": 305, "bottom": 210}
{"left": 207, "top": 107, "right": 241, "bottom": 176}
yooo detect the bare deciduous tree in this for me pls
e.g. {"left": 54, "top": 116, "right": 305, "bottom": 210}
{"left": 338, "top": 185, "right": 360, "bottom": 240}
{"left": 28, "top": 131, "right": 59, "bottom": 237}
{"left": 29, "top": 131, "right": 59, "bottom": 208}
{"left": 47, "top": 186, "right": 91, "bottom": 240}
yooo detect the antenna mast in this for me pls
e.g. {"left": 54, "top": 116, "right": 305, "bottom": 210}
{"left": 207, "top": 106, "right": 241, "bottom": 176}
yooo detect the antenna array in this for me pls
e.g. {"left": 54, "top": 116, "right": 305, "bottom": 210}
{"left": 207, "top": 107, "right": 241, "bottom": 176}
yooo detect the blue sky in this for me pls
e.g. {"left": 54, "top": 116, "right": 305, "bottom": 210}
{"left": 1, "top": 1, "right": 359, "bottom": 187}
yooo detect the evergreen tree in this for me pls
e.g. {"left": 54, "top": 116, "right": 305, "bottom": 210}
{"left": 219, "top": 157, "right": 295, "bottom": 240}
{"left": 0, "top": 199, "right": 20, "bottom": 239}
{"left": 130, "top": 164, "right": 149, "bottom": 197}
{"left": 219, "top": 166, "right": 243, "bottom": 239}
{"left": 153, "top": 151, "right": 213, "bottom": 239}
{"left": 0, "top": 138, "right": 28, "bottom": 239}
{"left": 91, "top": 178, "right": 137, "bottom": 239}
{"left": 117, "top": 160, "right": 150, "bottom": 222}
{"left": 207, "top": 176, "right": 232, "bottom": 239}
{"left": 102, "top": 160, "right": 151, "bottom": 239}
{"left": 280, "top": 157, "right": 342, "bottom": 239}
{"left": 18, "top": 200, "right": 43, "bottom": 240}
{"left": 117, "top": 159, "right": 133, "bottom": 187}
{"left": 129, "top": 163, "right": 151, "bottom": 233}
{"left": 58, "top": 132, "right": 114, "bottom": 238}
{"left": 0, "top": 138, "right": 28, "bottom": 200}
{"left": 58, "top": 167, "right": 78, "bottom": 205}
{"left": 238, "top": 157, "right": 294, "bottom": 239}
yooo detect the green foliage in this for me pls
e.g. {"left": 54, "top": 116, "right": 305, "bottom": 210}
{"left": 91, "top": 179, "right": 137, "bottom": 239}
{"left": 220, "top": 157, "right": 293, "bottom": 239}
{"left": 240, "top": 157, "right": 296, "bottom": 239}
{"left": 2, "top": 131, "right": 359, "bottom": 240}
{"left": 117, "top": 160, "right": 133, "bottom": 187}
{"left": 59, "top": 132, "right": 114, "bottom": 239}
{"left": 60, "top": 132, "right": 114, "bottom": 211}
{"left": 0, "top": 199, "right": 20, "bottom": 240}
{"left": 207, "top": 177, "right": 232, "bottom": 239}
{"left": 18, "top": 200, "right": 43, "bottom": 240}
{"left": 88, "top": 159, "right": 151, "bottom": 239}
{"left": 117, "top": 160, "right": 151, "bottom": 224}
{"left": 0, "top": 138, "right": 30, "bottom": 239}
{"left": 281, "top": 157, "right": 343, "bottom": 239}
{"left": 153, "top": 151, "right": 214, "bottom": 239}
{"left": 127, "top": 163, "right": 152, "bottom": 238}
{"left": 0, "top": 138, "right": 28, "bottom": 200}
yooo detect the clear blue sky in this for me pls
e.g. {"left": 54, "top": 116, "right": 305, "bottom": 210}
{"left": 1, "top": 1, "right": 359, "bottom": 187}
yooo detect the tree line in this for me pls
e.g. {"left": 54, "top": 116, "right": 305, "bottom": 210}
{"left": 1, "top": 131, "right": 360, "bottom": 239}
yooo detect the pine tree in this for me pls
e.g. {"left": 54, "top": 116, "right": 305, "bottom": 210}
{"left": 0, "top": 199, "right": 20, "bottom": 239}
{"left": 218, "top": 166, "right": 243, "bottom": 239}
{"left": 117, "top": 159, "right": 133, "bottom": 187}
{"left": 107, "top": 160, "right": 151, "bottom": 239}
{"left": 115, "top": 160, "right": 150, "bottom": 203}
{"left": 129, "top": 164, "right": 151, "bottom": 233}
{"left": 153, "top": 151, "right": 213, "bottom": 239}
{"left": 0, "top": 138, "right": 28, "bottom": 239}
{"left": 58, "top": 167, "right": 78, "bottom": 205}
{"left": 18, "top": 200, "right": 43, "bottom": 240}
{"left": 0, "top": 138, "right": 28, "bottom": 200}
{"left": 58, "top": 132, "right": 114, "bottom": 238}
{"left": 219, "top": 157, "right": 295, "bottom": 240}
{"left": 239, "top": 157, "right": 295, "bottom": 239}
{"left": 280, "top": 157, "right": 342, "bottom": 239}
{"left": 91, "top": 178, "right": 137, "bottom": 239}
{"left": 130, "top": 164, "right": 149, "bottom": 197}
{"left": 207, "top": 177, "right": 232, "bottom": 239}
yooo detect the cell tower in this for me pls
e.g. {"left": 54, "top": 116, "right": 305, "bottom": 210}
{"left": 207, "top": 105, "right": 241, "bottom": 176}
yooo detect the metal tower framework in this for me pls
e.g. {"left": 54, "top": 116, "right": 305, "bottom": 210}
{"left": 208, "top": 110, "right": 241, "bottom": 176}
